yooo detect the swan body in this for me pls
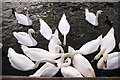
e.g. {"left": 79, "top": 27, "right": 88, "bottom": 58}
{"left": 69, "top": 46, "right": 95, "bottom": 77}
{"left": 13, "top": 29, "right": 37, "bottom": 46}
{"left": 30, "top": 53, "right": 70, "bottom": 77}
{"left": 85, "top": 8, "right": 103, "bottom": 26}
{"left": 48, "top": 29, "right": 62, "bottom": 54}
{"left": 79, "top": 35, "right": 102, "bottom": 55}
{"left": 97, "top": 52, "right": 120, "bottom": 70}
{"left": 61, "top": 58, "right": 83, "bottom": 77}
{"left": 58, "top": 14, "right": 70, "bottom": 46}
{"left": 21, "top": 45, "right": 62, "bottom": 61}
{"left": 12, "top": 8, "right": 32, "bottom": 26}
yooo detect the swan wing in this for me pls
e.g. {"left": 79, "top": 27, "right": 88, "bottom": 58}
{"left": 73, "top": 54, "right": 95, "bottom": 77}
{"left": 58, "top": 14, "right": 70, "bottom": 35}
{"left": 39, "top": 19, "right": 52, "bottom": 40}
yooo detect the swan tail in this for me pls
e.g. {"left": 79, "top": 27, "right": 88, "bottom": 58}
{"left": 85, "top": 8, "right": 89, "bottom": 17}
{"left": 7, "top": 48, "right": 15, "bottom": 57}
{"left": 87, "top": 68, "right": 96, "bottom": 77}
{"left": 21, "top": 45, "right": 29, "bottom": 53}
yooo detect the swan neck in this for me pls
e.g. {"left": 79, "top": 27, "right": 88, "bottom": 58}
{"left": 33, "top": 59, "right": 56, "bottom": 69}
{"left": 63, "top": 34, "right": 66, "bottom": 46}
{"left": 95, "top": 11, "right": 100, "bottom": 25}
{"left": 28, "top": 31, "right": 36, "bottom": 44}
{"left": 94, "top": 48, "right": 106, "bottom": 60}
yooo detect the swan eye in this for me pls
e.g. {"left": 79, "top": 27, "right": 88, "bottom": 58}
{"left": 54, "top": 63, "right": 58, "bottom": 67}
{"left": 32, "top": 33, "right": 36, "bottom": 38}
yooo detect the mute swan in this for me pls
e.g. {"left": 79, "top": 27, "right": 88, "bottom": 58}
{"left": 61, "top": 58, "right": 83, "bottom": 77}
{"left": 69, "top": 46, "right": 95, "bottom": 77}
{"left": 78, "top": 35, "right": 102, "bottom": 55}
{"left": 92, "top": 27, "right": 115, "bottom": 63}
{"left": 39, "top": 19, "right": 61, "bottom": 44}
{"left": 12, "top": 7, "right": 32, "bottom": 26}
{"left": 30, "top": 53, "right": 70, "bottom": 77}
{"left": 13, "top": 28, "right": 37, "bottom": 46}
{"left": 85, "top": 8, "right": 103, "bottom": 26}
{"left": 58, "top": 14, "right": 70, "bottom": 46}
{"left": 97, "top": 52, "right": 120, "bottom": 70}
{"left": 48, "top": 29, "right": 62, "bottom": 54}
{"left": 8, "top": 48, "right": 58, "bottom": 71}
{"left": 21, "top": 45, "right": 63, "bottom": 61}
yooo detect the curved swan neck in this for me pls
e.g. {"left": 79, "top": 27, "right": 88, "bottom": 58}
{"left": 55, "top": 45, "right": 64, "bottom": 53}
{"left": 95, "top": 11, "right": 100, "bottom": 25}
{"left": 62, "top": 58, "right": 71, "bottom": 67}
{"left": 63, "top": 34, "right": 67, "bottom": 46}
{"left": 28, "top": 30, "right": 36, "bottom": 43}
{"left": 33, "top": 59, "right": 56, "bottom": 69}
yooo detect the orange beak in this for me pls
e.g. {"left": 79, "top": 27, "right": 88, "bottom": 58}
{"left": 55, "top": 65, "right": 58, "bottom": 67}
{"left": 104, "top": 61, "right": 107, "bottom": 68}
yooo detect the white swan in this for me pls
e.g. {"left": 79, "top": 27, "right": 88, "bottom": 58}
{"left": 30, "top": 53, "right": 70, "bottom": 77}
{"left": 39, "top": 19, "right": 61, "bottom": 43}
{"left": 58, "top": 13, "right": 70, "bottom": 46}
{"left": 85, "top": 8, "right": 103, "bottom": 26}
{"left": 8, "top": 48, "right": 58, "bottom": 71}
{"left": 48, "top": 29, "right": 62, "bottom": 54}
{"left": 61, "top": 58, "right": 83, "bottom": 77}
{"left": 78, "top": 35, "right": 102, "bottom": 55}
{"left": 21, "top": 45, "right": 63, "bottom": 61}
{"left": 12, "top": 7, "right": 32, "bottom": 26}
{"left": 97, "top": 52, "right": 120, "bottom": 70}
{"left": 69, "top": 46, "right": 95, "bottom": 77}
{"left": 92, "top": 27, "right": 116, "bottom": 62}
{"left": 13, "top": 29, "right": 37, "bottom": 46}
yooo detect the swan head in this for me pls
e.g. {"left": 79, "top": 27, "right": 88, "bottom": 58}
{"left": 28, "top": 29, "right": 36, "bottom": 38}
{"left": 103, "top": 53, "right": 108, "bottom": 68}
{"left": 53, "top": 63, "right": 58, "bottom": 67}
{"left": 24, "top": 7, "right": 28, "bottom": 14}
{"left": 97, "top": 10, "right": 103, "bottom": 15}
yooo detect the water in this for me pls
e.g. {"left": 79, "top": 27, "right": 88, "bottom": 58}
{"left": 2, "top": 2, "right": 120, "bottom": 77}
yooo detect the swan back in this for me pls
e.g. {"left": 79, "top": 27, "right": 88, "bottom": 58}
{"left": 101, "top": 27, "right": 115, "bottom": 53}
{"left": 8, "top": 48, "right": 35, "bottom": 71}
{"left": 58, "top": 14, "right": 70, "bottom": 35}
{"left": 39, "top": 19, "right": 52, "bottom": 40}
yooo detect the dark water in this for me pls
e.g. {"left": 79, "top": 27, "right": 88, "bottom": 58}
{"left": 2, "top": 2, "right": 120, "bottom": 77}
